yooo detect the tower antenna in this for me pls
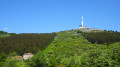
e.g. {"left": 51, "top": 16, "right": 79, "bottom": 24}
{"left": 79, "top": 16, "right": 87, "bottom": 29}
{"left": 82, "top": 16, "right": 83, "bottom": 28}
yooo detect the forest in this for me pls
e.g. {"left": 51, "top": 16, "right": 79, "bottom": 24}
{"left": 0, "top": 32, "right": 56, "bottom": 56}
{"left": 81, "top": 30, "right": 120, "bottom": 45}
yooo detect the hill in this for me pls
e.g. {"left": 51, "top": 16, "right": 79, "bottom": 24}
{"left": 27, "top": 30, "right": 120, "bottom": 67}
{"left": 0, "top": 30, "right": 120, "bottom": 67}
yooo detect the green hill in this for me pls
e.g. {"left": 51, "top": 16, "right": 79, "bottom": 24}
{"left": 27, "top": 30, "right": 120, "bottom": 67}
{"left": 0, "top": 30, "right": 120, "bottom": 67}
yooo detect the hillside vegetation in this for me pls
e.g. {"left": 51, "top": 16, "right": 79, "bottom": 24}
{"left": 27, "top": 30, "right": 120, "bottom": 67}
{"left": 0, "top": 30, "right": 120, "bottom": 67}
{"left": 0, "top": 33, "right": 56, "bottom": 55}
{"left": 0, "top": 31, "right": 10, "bottom": 38}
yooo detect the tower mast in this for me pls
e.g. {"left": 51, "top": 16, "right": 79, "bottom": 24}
{"left": 82, "top": 16, "right": 83, "bottom": 28}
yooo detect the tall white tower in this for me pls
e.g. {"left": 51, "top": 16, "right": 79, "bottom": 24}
{"left": 79, "top": 16, "right": 87, "bottom": 29}
{"left": 82, "top": 16, "right": 83, "bottom": 28}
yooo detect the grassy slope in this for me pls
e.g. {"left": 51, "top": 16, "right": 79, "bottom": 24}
{"left": 37, "top": 30, "right": 120, "bottom": 66}
{"left": 41, "top": 30, "right": 116, "bottom": 66}
{"left": 43, "top": 30, "right": 93, "bottom": 54}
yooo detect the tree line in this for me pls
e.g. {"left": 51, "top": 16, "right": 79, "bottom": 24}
{"left": 0, "top": 33, "right": 56, "bottom": 56}
{"left": 81, "top": 30, "right": 120, "bottom": 45}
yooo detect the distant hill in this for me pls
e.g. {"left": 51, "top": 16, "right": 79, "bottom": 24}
{"left": 1, "top": 29, "right": 120, "bottom": 67}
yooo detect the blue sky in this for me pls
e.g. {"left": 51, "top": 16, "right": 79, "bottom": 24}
{"left": 0, "top": 0, "right": 120, "bottom": 33}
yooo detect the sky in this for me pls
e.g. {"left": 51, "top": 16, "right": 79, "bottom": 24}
{"left": 0, "top": 0, "right": 120, "bottom": 33}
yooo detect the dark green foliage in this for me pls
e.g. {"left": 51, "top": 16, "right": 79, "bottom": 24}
{"left": 0, "top": 33, "right": 56, "bottom": 56}
{"left": 81, "top": 30, "right": 120, "bottom": 45}
{"left": 0, "top": 31, "right": 7, "bottom": 35}
{"left": 9, "top": 33, "right": 16, "bottom": 36}
{"left": 0, "top": 53, "right": 6, "bottom": 66}
{"left": 0, "top": 53, "right": 6, "bottom": 62}
{"left": 77, "top": 30, "right": 82, "bottom": 33}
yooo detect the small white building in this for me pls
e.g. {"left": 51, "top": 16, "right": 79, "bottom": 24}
{"left": 23, "top": 53, "right": 33, "bottom": 60}
{"left": 79, "top": 25, "right": 87, "bottom": 29}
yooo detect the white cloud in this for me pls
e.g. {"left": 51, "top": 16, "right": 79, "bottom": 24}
{"left": 3, "top": 28, "right": 9, "bottom": 30}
